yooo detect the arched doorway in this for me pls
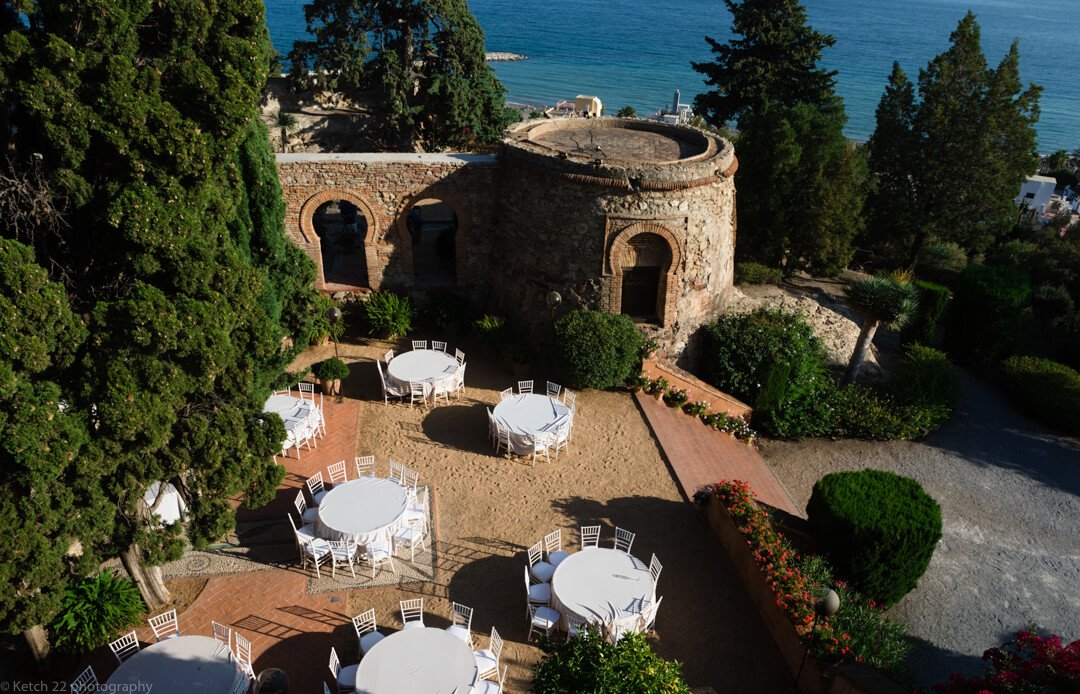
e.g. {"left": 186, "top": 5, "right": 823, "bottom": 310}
{"left": 407, "top": 198, "right": 457, "bottom": 287}
{"left": 618, "top": 232, "right": 672, "bottom": 323}
{"left": 312, "top": 199, "right": 368, "bottom": 287}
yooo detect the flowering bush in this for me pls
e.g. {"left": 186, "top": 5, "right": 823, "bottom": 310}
{"left": 935, "top": 629, "right": 1080, "bottom": 693}
{"left": 683, "top": 399, "right": 710, "bottom": 417}
{"left": 662, "top": 387, "right": 689, "bottom": 408}
{"left": 711, "top": 480, "right": 910, "bottom": 682}
{"left": 702, "top": 411, "right": 757, "bottom": 442}
{"left": 643, "top": 377, "right": 668, "bottom": 396}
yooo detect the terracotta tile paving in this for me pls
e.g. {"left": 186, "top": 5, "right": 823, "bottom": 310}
{"left": 633, "top": 384, "right": 801, "bottom": 517}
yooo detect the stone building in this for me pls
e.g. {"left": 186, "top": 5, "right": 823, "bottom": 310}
{"left": 276, "top": 118, "right": 738, "bottom": 352}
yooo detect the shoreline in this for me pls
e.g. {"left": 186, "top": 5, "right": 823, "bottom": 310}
{"left": 485, "top": 51, "right": 528, "bottom": 62}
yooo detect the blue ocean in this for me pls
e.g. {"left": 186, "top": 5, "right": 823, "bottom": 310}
{"left": 264, "top": 0, "right": 1078, "bottom": 151}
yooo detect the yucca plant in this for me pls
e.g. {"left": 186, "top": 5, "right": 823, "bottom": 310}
{"left": 364, "top": 291, "right": 413, "bottom": 339}
{"left": 842, "top": 271, "right": 920, "bottom": 384}
{"left": 50, "top": 570, "right": 145, "bottom": 654}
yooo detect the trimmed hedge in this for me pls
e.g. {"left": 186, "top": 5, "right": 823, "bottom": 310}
{"left": 807, "top": 470, "right": 942, "bottom": 605}
{"left": 312, "top": 357, "right": 349, "bottom": 381}
{"left": 901, "top": 279, "right": 950, "bottom": 345}
{"left": 553, "top": 310, "right": 644, "bottom": 389}
{"left": 944, "top": 264, "right": 1030, "bottom": 365}
{"left": 735, "top": 261, "right": 783, "bottom": 285}
{"left": 999, "top": 355, "right": 1080, "bottom": 435}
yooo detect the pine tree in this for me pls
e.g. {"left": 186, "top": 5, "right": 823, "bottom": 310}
{"left": 691, "top": 0, "right": 837, "bottom": 129}
{"left": 289, "top": 0, "right": 512, "bottom": 150}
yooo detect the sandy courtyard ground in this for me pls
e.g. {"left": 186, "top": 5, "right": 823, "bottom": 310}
{"left": 295, "top": 334, "right": 790, "bottom": 692}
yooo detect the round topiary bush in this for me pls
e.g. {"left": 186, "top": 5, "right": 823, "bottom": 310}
{"left": 807, "top": 469, "right": 942, "bottom": 605}
{"left": 553, "top": 310, "right": 644, "bottom": 389}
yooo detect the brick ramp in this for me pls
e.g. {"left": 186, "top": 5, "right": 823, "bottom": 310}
{"left": 634, "top": 391, "right": 801, "bottom": 516}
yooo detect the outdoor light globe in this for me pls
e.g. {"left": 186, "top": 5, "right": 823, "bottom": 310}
{"left": 326, "top": 306, "right": 343, "bottom": 323}
{"left": 813, "top": 588, "right": 840, "bottom": 617}
{"left": 546, "top": 291, "right": 562, "bottom": 308}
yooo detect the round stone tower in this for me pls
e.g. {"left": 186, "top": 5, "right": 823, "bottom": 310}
{"left": 494, "top": 118, "right": 738, "bottom": 353}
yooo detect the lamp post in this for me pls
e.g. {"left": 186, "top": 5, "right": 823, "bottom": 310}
{"left": 794, "top": 587, "right": 839, "bottom": 693}
{"left": 326, "top": 306, "right": 343, "bottom": 360}
{"left": 546, "top": 290, "right": 562, "bottom": 322}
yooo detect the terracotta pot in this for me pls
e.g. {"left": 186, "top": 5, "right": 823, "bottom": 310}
{"left": 319, "top": 378, "right": 342, "bottom": 396}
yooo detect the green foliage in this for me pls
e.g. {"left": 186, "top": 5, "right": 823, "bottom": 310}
{"left": 49, "top": 571, "right": 145, "bottom": 654}
{"left": 472, "top": 314, "right": 508, "bottom": 354}
{"left": 422, "top": 293, "right": 470, "bottom": 332}
{"left": 1032, "top": 284, "right": 1073, "bottom": 320}
{"left": 289, "top": 0, "right": 513, "bottom": 150}
{"left": 945, "top": 264, "right": 1031, "bottom": 365}
{"left": 901, "top": 280, "right": 951, "bottom": 345}
{"left": 691, "top": 0, "right": 837, "bottom": 130}
{"left": 662, "top": 387, "right": 689, "bottom": 408}
{"left": 644, "top": 377, "right": 669, "bottom": 396}
{"left": 312, "top": 358, "right": 349, "bottom": 381}
{"left": 615, "top": 105, "right": 637, "bottom": 118}
{"left": 920, "top": 240, "right": 970, "bottom": 276}
{"left": 553, "top": 310, "right": 644, "bottom": 390}
{"left": 808, "top": 470, "right": 942, "bottom": 605}
{"left": 999, "top": 356, "right": 1080, "bottom": 435}
{"left": 532, "top": 628, "right": 690, "bottom": 694}
{"left": 364, "top": 291, "right": 413, "bottom": 339}
{"left": 888, "top": 344, "right": 962, "bottom": 424}
{"left": 734, "top": 261, "right": 783, "bottom": 285}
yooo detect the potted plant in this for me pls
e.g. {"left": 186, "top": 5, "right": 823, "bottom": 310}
{"left": 473, "top": 314, "right": 507, "bottom": 357}
{"left": 625, "top": 372, "right": 649, "bottom": 392}
{"left": 312, "top": 357, "right": 349, "bottom": 396}
{"left": 505, "top": 339, "right": 535, "bottom": 381}
{"left": 662, "top": 387, "right": 689, "bottom": 409}
{"left": 683, "top": 399, "right": 710, "bottom": 417}
{"left": 643, "top": 377, "right": 668, "bottom": 399}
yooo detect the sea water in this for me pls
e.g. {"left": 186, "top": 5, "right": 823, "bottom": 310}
{"left": 264, "top": 0, "right": 1079, "bottom": 151}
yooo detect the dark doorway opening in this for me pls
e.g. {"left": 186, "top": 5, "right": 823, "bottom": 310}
{"left": 313, "top": 199, "right": 368, "bottom": 288}
{"left": 407, "top": 199, "right": 457, "bottom": 287}
{"left": 621, "top": 267, "right": 662, "bottom": 320}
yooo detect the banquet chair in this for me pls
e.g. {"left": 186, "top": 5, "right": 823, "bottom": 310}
{"left": 294, "top": 491, "right": 319, "bottom": 525}
{"left": 211, "top": 620, "right": 231, "bottom": 648}
{"left": 287, "top": 514, "right": 316, "bottom": 549}
{"left": 499, "top": 387, "right": 513, "bottom": 401}
{"left": 613, "top": 527, "right": 636, "bottom": 554}
{"left": 361, "top": 535, "right": 397, "bottom": 579}
{"left": 409, "top": 380, "right": 427, "bottom": 408}
{"left": 388, "top": 459, "right": 405, "bottom": 484}
{"left": 527, "top": 603, "right": 561, "bottom": 642}
{"left": 544, "top": 529, "right": 570, "bottom": 566}
{"left": 399, "top": 598, "right": 425, "bottom": 630}
{"left": 299, "top": 536, "right": 333, "bottom": 579}
{"left": 327, "top": 460, "right": 348, "bottom": 486}
{"left": 566, "top": 613, "right": 588, "bottom": 639}
{"left": 352, "top": 608, "right": 386, "bottom": 656}
{"left": 553, "top": 421, "right": 571, "bottom": 457}
{"left": 649, "top": 553, "right": 663, "bottom": 584}
{"left": 328, "top": 539, "right": 358, "bottom": 578}
{"left": 580, "top": 525, "right": 600, "bottom": 549}
{"left": 486, "top": 408, "right": 497, "bottom": 448}
{"left": 642, "top": 595, "right": 663, "bottom": 633}
{"left": 446, "top": 602, "right": 474, "bottom": 648}
{"left": 527, "top": 540, "right": 555, "bottom": 583}
{"left": 328, "top": 646, "right": 358, "bottom": 693}
{"left": 272, "top": 387, "right": 292, "bottom": 396}
{"left": 315, "top": 390, "right": 326, "bottom": 436}
{"left": 451, "top": 363, "right": 466, "bottom": 399}
{"left": 411, "top": 339, "right": 428, "bottom": 350}
{"left": 432, "top": 340, "right": 447, "bottom": 352}
{"left": 393, "top": 514, "right": 427, "bottom": 562}
{"left": 563, "top": 389, "right": 577, "bottom": 412}
{"left": 546, "top": 381, "right": 562, "bottom": 398}
{"left": 109, "top": 631, "right": 140, "bottom": 664}
{"left": 234, "top": 631, "right": 256, "bottom": 681}
{"left": 355, "top": 455, "right": 376, "bottom": 478}
{"left": 401, "top": 467, "right": 420, "bottom": 501}
{"left": 298, "top": 381, "right": 316, "bottom": 401}
{"left": 383, "top": 349, "right": 395, "bottom": 364}
{"left": 523, "top": 566, "right": 552, "bottom": 617}
{"left": 517, "top": 379, "right": 533, "bottom": 395}
{"left": 454, "top": 348, "right": 465, "bottom": 365}
{"left": 471, "top": 665, "right": 507, "bottom": 694}
{"left": 306, "top": 472, "right": 328, "bottom": 505}
{"left": 148, "top": 608, "right": 180, "bottom": 641}
{"left": 495, "top": 422, "right": 512, "bottom": 458}
{"left": 404, "top": 487, "right": 428, "bottom": 527}
{"left": 69, "top": 666, "right": 98, "bottom": 694}
{"left": 473, "top": 627, "right": 503, "bottom": 682}
{"left": 376, "top": 360, "right": 408, "bottom": 405}
{"left": 431, "top": 376, "right": 452, "bottom": 406}
{"left": 530, "top": 432, "right": 556, "bottom": 466}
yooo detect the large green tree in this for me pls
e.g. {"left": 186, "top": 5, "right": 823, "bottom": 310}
{"left": 0, "top": 0, "right": 313, "bottom": 628}
{"left": 691, "top": 0, "right": 837, "bottom": 129}
{"left": 288, "top": 0, "right": 512, "bottom": 150}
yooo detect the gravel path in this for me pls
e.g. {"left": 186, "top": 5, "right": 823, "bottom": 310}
{"left": 761, "top": 373, "right": 1080, "bottom": 688}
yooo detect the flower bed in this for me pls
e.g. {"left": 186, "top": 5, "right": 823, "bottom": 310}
{"left": 644, "top": 376, "right": 757, "bottom": 443}
{"left": 935, "top": 629, "right": 1080, "bottom": 693}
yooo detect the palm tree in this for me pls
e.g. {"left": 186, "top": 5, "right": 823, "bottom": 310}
{"left": 265, "top": 109, "right": 299, "bottom": 153}
{"left": 842, "top": 272, "right": 920, "bottom": 384}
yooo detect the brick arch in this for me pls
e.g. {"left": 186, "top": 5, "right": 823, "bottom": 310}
{"left": 394, "top": 191, "right": 469, "bottom": 286}
{"left": 607, "top": 222, "right": 683, "bottom": 328}
{"left": 297, "top": 190, "right": 381, "bottom": 290}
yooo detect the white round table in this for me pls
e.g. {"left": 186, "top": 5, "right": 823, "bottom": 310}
{"left": 263, "top": 394, "right": 320, "bottom": 451}
{"left": 353, "top": 627, "right": 478, "bottom": 694}
{"left": 550, "top": 547, "right": 656, "bottom": 639}
{"left": 493, "top": 393, "right": 571, "bottom": 455}
{"left": 386, "top": 349, "right": 460, "bottom": 397}
{"left": 107, "top": 635, "right": 245, "bottom": 693}
{"left": 316, "top": 477, "right": 409, "bottom": 544}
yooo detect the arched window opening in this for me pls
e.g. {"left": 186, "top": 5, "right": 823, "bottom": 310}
{"left": 407, "top": 198, "right": 457, "bottom": 287}
{"left": 313, "top": 199, "right": 368, "bottom": 288}
{"left": 619, "top": 233, "right": 672, "bottom": 323}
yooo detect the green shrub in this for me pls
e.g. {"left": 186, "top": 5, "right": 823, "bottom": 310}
{"left": 999, "top": 355, "right": 1080, "bottom": 435}
{"left": 49, "top": 570, "right": 145, "bottom": 654}
{"left": 553, "top": 310, "right": 644, "bottom": 389}
{"left": 1032, "top": 284, "right": 1074, "bottom": 319}
{"left": 901, "top": 279, "right": 950, "bottom": 345}
{"left": 944, "top": 264, "right": 1030, "bottom": 365}
{"left": 472, "top": 314, "right": 507, "bottom": 353}
{"left": 807, "top": 470, "right": 942, "bottom": 605}
{"left": 364, "top": 291, "right": 413, "bottom": 339}
{"left": 735, "top": 261, "right": 783, "bottom": 285}
{"left": 423, "top": 293, "right": 470, "bottom": 332}
{"left": 312, "top": 357, "right": 349, "bottom": 381}
{"left": 826, "top": 385, "right": 913, "bottom": 439}
{"left": 920, "top": 239, "right": 968, "bottom": 274}
{"left": 887, "top": 344, "right": 961, "bottom": 425}
{"left": 533, "top": 628, "right": 690, "bottom": 694}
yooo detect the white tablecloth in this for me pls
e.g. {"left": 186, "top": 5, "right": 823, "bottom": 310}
{"left": 493, "top": 393, "right": 571, "bottom": 455}
{"left": 107, "top": 635, "right": 245, "bottom": 693}
{"left": 353, "top": 627, "right": 477, "bottom": 694}
{"left": 386, "top": 349, "right": 460, "bottom": 398}
{"left": 264, "top": 394, "right": 321, "bottom": 451}
{"left": 550, "top": 547, "right": 656, "bottom": 640}
{"left": 316, "top": 477, "right": 409, "bottom": 544}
